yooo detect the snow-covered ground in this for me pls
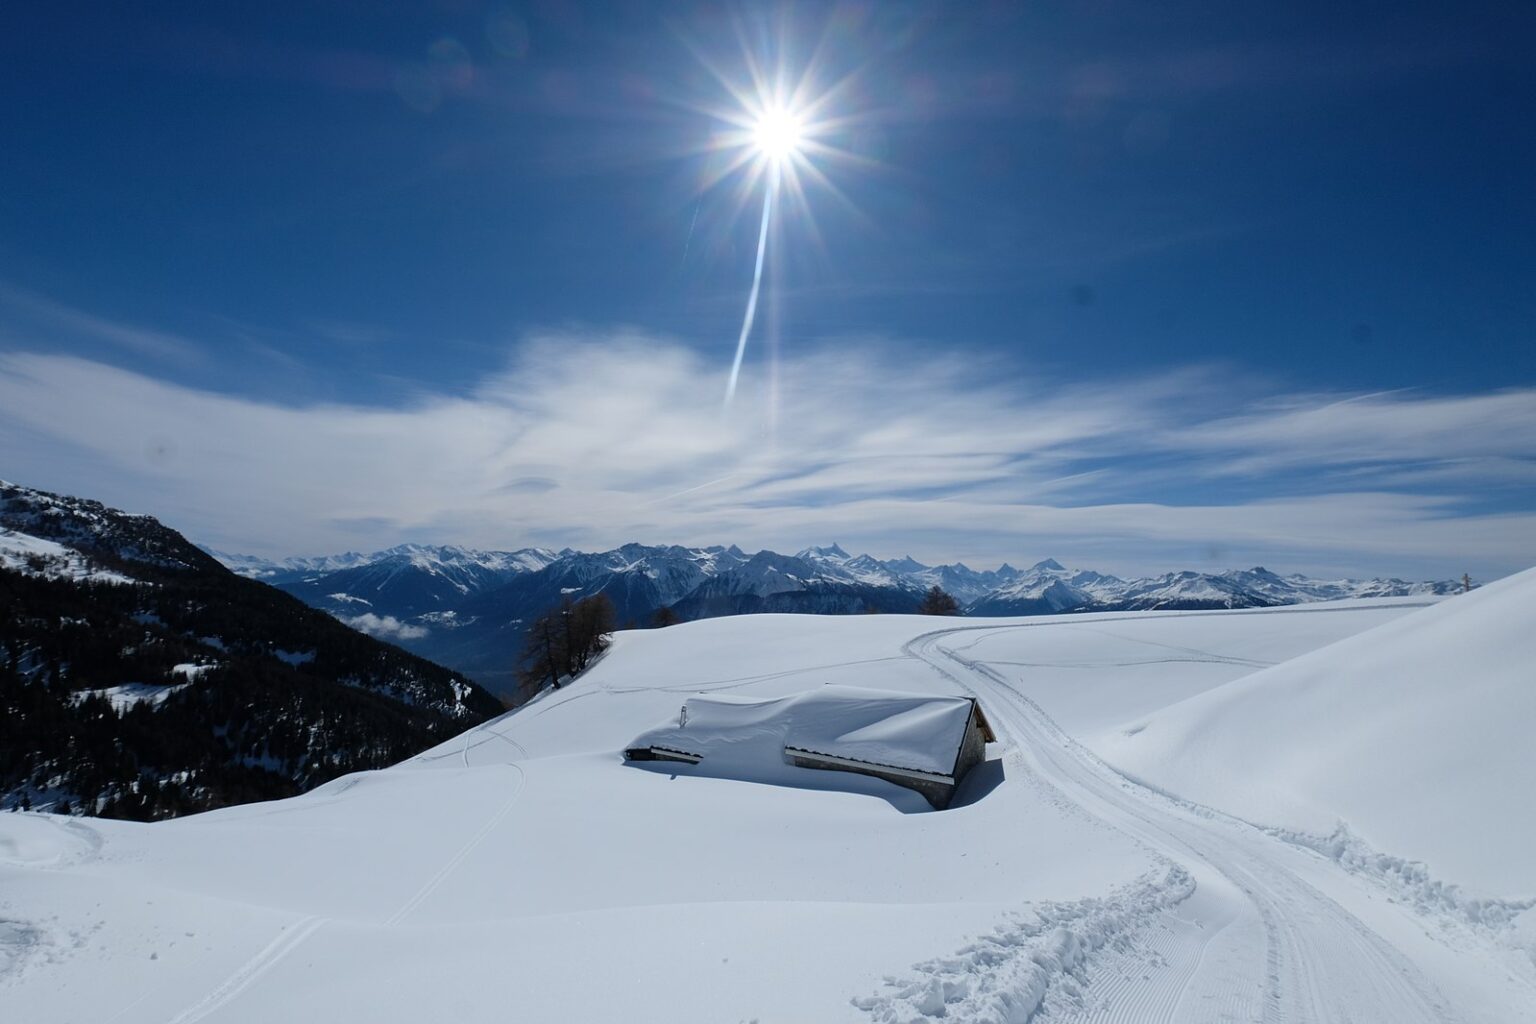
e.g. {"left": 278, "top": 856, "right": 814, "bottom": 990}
{"left": 3, "top": 582, "right": 1533, "bottom": 1023}
{"left": 0, "top": 527, "right": 134, "bottom": 584}
{"left": 71, "top": 682, "right": 190, "bottom": 712}
{"left": 1096, "top": 569, "right": 1536, "bottom": 896}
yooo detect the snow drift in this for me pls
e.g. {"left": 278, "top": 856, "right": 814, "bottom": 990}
{"left": 1099, "top": 565, "right": 1536, "bottom": 894}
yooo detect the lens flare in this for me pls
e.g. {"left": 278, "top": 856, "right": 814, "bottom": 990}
{"left": 720, "top": 96, "right": 812, "bottom": 407}
{"left": 689, "top": 29, "right": 870, "bottom": 408}
{"left": 752, "top": 108, "right": 803, "bottom": 162}
{"left": 724, "top": 162, "right": 778, "bottom": 406}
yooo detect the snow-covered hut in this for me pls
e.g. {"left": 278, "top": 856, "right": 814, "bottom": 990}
{"left": 623, "top": 685, "right": 996, "bottom": 809}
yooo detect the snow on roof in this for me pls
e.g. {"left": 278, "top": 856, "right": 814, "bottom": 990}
{"left": 627, "top": 685, "right": 980, "bottom": 778}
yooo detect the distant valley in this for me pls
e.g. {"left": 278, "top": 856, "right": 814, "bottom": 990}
{"left": 216, "top": 541, "right": 1463, "bottom": 696}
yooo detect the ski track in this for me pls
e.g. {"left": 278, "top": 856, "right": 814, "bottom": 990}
{"left": 1057, "top": 623, "right": 1275, "bottom": 669}
{"left": 1048, "top": 908, "right": 1231, "bottom": 1024}
{"left": 860, "top": 621, "right": 1462, "bottom": 1024}
{"left": 162, "top": 915, "right": 329, "bottom": 1024}
{"left": 980, "top": 656, "right": 1275, "bottom": 670}
{"left": 384, "top": 763, "right": 525, "bottom": 926}
{"left": 155, "top": 764, "right": 525, "bottom": 1022}
{"left": 410, "top": 720, "right": 529, "bottom": 765}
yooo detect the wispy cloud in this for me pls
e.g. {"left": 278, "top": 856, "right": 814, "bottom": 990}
{"left": 1167, "top": 389, "right": 1536, "bottom": 472}
{"left": 0, "top": 333, "right": 1531, "bottom": 579}
{"left": 0, "top": 283, "right": 202, "bottom": 364}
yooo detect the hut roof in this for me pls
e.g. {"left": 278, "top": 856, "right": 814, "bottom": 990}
{"left": 626, "top": 685, "right": 986, "bottom": 778}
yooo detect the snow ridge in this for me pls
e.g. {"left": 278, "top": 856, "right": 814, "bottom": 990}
{"left": 1269, "top": 824, "right": 1536, "bottom": 934}
{"left": 854, "top": 865, "right": 1195, "bottom": 1024}
{"left": 213, "top": 543, "right": 559, "bottom": 583}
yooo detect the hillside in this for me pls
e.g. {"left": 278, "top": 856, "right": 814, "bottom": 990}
{"left": 3, "top": 591, "right": 1532, "bottom": 1023}
{"left": 0, "top": 482, "right": 502, "bottom": 820}
{"left": 1096, "top": 565, "right": 1536, "bottom": 894}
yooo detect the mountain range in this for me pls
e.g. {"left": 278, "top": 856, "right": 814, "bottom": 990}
{"left": 0, "top": 474, "right": 1470, "bottom": 818}
{"left": 215, "top": 541, "right": 1462, "bottom": 695}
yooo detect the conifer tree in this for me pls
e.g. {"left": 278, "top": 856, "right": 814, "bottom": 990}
{"left": 918, "top": 585, "right": 960, "bottom": 616}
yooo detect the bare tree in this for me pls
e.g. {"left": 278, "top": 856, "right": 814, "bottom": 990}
{"left": 516, "top": 611, "right": 568, "bottom": 700}
{"left": 515, "top": 593, "right": 617, "bottom": 702}
{"left": 569, "top": 593, "right": 616, "bottom": 671}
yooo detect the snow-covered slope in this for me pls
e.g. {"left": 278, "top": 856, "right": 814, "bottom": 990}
{"left": 967, "top": 560, "right": 1457, "bottom": 616}
{"left": 4, "top": 593, "right": 1532, "bottom": 1023}
{"left": 1098, "top": 566, "right": 1536, "bottom": 894}
{"left": 3, "top": 480, "right": 221, "bottom": 576}
{"left": 0, "top": 616, "right": 1165, "bottom": 1024}
{"left": 0, "top": 526, "right": 134, "bottom": 584}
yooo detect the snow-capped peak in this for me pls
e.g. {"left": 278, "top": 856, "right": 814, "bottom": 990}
{"left": 796, "top": 543, "right": 852, "bottom": 561}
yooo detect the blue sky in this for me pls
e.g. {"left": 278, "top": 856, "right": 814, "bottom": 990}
{"left": 1, "top": 2, "right": 1533, "bottom": 579}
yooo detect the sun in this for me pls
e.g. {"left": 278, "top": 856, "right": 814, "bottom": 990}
{"left": 752, "top": 106, "right": 804, "bottom": 162}
{"left": 683, "top": 26, "right": 875, "bottom": 405}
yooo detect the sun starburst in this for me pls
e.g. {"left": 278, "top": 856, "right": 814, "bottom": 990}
{"left": 752, "top": 106, "right": 804, "bottom": 163}
{"left": 672, "top": 20, "right": 878, "bottom": 406}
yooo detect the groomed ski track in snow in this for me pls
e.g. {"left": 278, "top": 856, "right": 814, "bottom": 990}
{"left": 879, "top": 615, "right": 1457, "bottom": 1023}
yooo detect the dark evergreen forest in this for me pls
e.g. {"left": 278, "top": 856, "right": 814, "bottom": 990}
{"left": 1, "top": 482, "right": 502, "bottom": 821}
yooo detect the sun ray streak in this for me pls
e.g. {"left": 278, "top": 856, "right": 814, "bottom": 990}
{"left": 697, "top": 18, "right": 873, "bottom": 407}
{"left": 680, "top": 196, "right": 701, "bottom": 267}
{"left": 724, "top": 161, "right": 779, "bottom": 408}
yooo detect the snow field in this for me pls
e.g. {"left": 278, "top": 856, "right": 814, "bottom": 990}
{"left": 3, "top": 589, "right": 1534, "bottom": 1022}
{"left": 1095, "top": 567, "right": 1536, "bottom": 894}
{"left": 1, "top": 615, "right": 1160, "bottom": 1023}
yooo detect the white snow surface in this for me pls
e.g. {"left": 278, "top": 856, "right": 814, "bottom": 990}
{"left": 3, "top": 589, "right": 1534, "bottom": 1023}
{"left": 0, "top": 526, "right": 134, "bottom": 585}
{"left": 1098, "top": 565, "right": 1536, "bottom": 894}
{"left": 72, "top": 682, "right": 190, "bottom": 712}
{"left": 628, "top": 685, "right": 976, "bottom": 779}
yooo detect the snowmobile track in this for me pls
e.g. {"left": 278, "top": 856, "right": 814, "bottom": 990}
{"left": 880, "top": 622, "right": 1460, "bottom": 1023}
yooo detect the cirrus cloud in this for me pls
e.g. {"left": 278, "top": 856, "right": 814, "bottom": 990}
{"left": 0, "top": 332, "right": 1532, "bottom": 581}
